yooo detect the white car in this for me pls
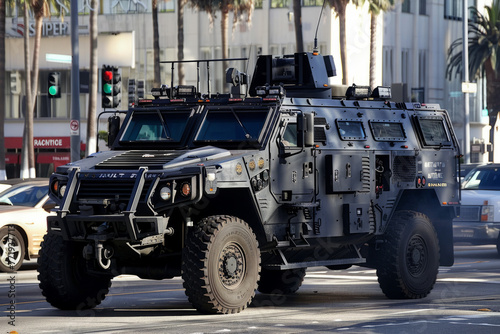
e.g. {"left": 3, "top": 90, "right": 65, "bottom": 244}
{"left": 0, "top": 179, "right": 54, "bottom": 272}
{"left": 454, "top": 164, "right": 500, "bottom": 256}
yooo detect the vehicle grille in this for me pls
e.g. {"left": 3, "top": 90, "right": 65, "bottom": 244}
{"left": 455, "top": 206, "right": 481, "bottom": 222}
{"left": 95, "top": 150, "right": 187, "bottom": 170}
{"left": 76, "top": 178, "right": 153, "bottom": 204}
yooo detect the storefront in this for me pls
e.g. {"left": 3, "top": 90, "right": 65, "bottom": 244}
{"left": 4, "top": 137, "right": 83, "bottom": 178}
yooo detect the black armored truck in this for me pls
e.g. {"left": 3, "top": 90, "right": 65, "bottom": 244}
{"left": 38, "top": 52, "right": 460, "bottom": 314}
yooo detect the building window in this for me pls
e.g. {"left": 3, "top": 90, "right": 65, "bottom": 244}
{"left": 254, "top": 0, "right": 264, "bottom": 9}
{"left": 382, "top": 47, "right": 393, "bottom": 86}
{"left": 420, "top": 0, "right": 426, "bottom": 15}
{"left": 401, "top": 49, "right": 410, "bottom": 85}
{"left": 444, "top": 0, "right": 476, "bottom": 20}
{"left": 303, "top": 0, "right": 323, "bottom": 6}
{"left": 271, "top": 0, "right": 290, "bottom": 8}
{"left": 159, "top": 0, "right": 175, "bottom": 12}
{"left": 402, "top": 0, "right": 411, "bottom": 13}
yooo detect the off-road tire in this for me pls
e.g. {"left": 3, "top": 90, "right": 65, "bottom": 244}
{"left": 0, "top": 227, "right": 25, "bottom": 272}
{"left": 182, "top": 215, "right": 261, "bottom": 314}
{"left": 376, "top": 210, "right": 439, "bottom": 299}
{"left": 37, "top": 233, "right": 112, "bottom": 310}
{"left": 257, "top": 268, "right": 306, "bottom": 294}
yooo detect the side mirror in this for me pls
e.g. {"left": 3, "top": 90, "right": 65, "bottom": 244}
{"left": 297, "top": 112, "right": 315, "bottom": 147}
{"left": 108, "top": 115, "right": 121, "bottom": 147}
{"left": 43, "top": 201, "right": 57, "bottom": 213}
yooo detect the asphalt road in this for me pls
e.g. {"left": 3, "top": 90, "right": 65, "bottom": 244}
{"left": 1, "top": 245, "right": 500, "bottom": 333}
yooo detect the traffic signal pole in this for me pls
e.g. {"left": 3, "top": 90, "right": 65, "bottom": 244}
{"left": 70, "top": 0, "right": 81, "bottom": 162}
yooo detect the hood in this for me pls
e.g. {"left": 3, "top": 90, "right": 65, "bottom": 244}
{"left": 93, "top": 146, "right": 231, "bottom": 170}
{"left": 461, "top": 189, "right": 500, "bottom": 205}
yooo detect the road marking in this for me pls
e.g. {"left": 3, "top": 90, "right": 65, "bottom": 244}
{"left": 438, "top": 278, "right": 500, "bottom": 284}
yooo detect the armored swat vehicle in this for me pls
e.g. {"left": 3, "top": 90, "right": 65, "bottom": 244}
{"left": 38, "top": 52, "right": 460, "bottom": 314}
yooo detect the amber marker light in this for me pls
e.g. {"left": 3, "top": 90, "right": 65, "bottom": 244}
{"left": 181, "top": 183, "right": 191, "bottom": 197}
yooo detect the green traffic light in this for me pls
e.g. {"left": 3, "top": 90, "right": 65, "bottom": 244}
{"left": 49, "top": 85, "right": 58, "bottom": 96}
{"left": 103, "top": 83, "right": 113, "bottom": 94}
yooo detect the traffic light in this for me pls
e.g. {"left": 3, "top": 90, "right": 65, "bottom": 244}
{"left": 48, "top": 72, "right": 61, "bottom": 98}
{"left": 128, "top": 79, "right": 136, "bottom": 106}
{"left": 101, "top": 65, "right": 121, "bottom": 108}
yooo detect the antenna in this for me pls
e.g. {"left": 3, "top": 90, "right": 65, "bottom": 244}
{"left": 314, "top": 0, "right": 327, "bottom": 53}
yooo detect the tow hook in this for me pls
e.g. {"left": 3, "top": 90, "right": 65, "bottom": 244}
{"left": 96, "top": 243, "right": 114, "bottom": 270}
{"left": 83, "top": 241, "right": 114, "bottom": 270}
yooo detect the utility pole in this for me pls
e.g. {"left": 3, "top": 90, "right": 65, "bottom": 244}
{"left": 462, "top": 0, "right": 470, "bottom": 164}
{"left": 70, "top": 0, "right": 81, "bottom": 162}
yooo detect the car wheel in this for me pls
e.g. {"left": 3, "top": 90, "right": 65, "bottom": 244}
{"left": 182, "top": 215, "right": 261, "bottom": 314}
{"left": 37, "top": 233, "right": 112, "bottom": 310}
{"left": 375, "top": 210, "right": 440, "bottom": 299}
{"left": 0, "top": 226, "right": 25, "bottom": 273}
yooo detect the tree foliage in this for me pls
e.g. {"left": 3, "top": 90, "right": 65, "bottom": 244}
{"left": 446, "top": 0, "right": 500, "bottom": 114}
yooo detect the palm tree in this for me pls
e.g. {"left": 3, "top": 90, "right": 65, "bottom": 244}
{"left": 327, "top": 0, "right": 359, "bottom": 85}
{"left": 189, "top": 0, "right": 254, "bottom": 75}
{"left": 446, "top": 0, "right": 500, "bottom": 144}
{"left": 367, "top": 0, "right": 393, "bottom": 89}
{"left": 178, "top": 0, "right": 187, "bottom": 84}
{"left": 152, "top": 0, "right": 161, "bottom": 88}
{"left": 0, "top": 0, "right": 6, "bottom": 180}
{"left": 21, "top": 0, "right": 35, "bottom": 178}
{"left": 293, "top": 0, "right": 304, "bottom": 52}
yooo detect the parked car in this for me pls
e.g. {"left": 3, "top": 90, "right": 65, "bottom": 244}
{"left": 454, "top": 164, "right": 500, "bottom": 256}
{"left": 0, "top": 179, "right": 54, "bottom": 272}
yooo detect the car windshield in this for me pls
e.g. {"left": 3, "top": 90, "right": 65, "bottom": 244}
{"left": 462, "top": 167, "right": 500, "bottom": 190}
{"left": 0, "top": 184, "right": 48, "bottom": 207}
{"left": 120, "top": 110, "right": 190, "bottom": 142}
{"left": 195, "top": 108, "right": 269, "bottom": 143}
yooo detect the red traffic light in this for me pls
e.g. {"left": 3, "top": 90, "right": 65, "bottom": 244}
{"left": 103, "top": 70, "right": 113, "bottom": 82}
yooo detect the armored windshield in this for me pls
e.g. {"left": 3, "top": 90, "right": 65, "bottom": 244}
{"left": 195, "top": 108, "right": 269, "bottom": 144}
{"left": 120, "top": 110, "right": 190, "bottom": 142}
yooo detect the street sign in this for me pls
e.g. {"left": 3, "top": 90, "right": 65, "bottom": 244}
{"left": 462, "top": 82, "right": 477, "bottom": 94}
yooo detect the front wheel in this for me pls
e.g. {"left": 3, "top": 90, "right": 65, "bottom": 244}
{"left": 182, "top": 215, "right": 261, "bottom": 314}
{"left": 376, "top": 211, "right": 440, "bottom": 299}
{"left": 37, "top": 233, "right": 112, "bottom": 310}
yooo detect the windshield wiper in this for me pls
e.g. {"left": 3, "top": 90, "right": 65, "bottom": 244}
{"left": 229, "top": 108, "right": 252, "bottom": 139}
{"left": 156, "top": 110, "right": 172, "bottom": 140}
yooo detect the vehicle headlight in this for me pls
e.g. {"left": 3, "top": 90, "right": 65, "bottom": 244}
{"left": 59, "top": 184, "right": 67, "bottom": 197}
{"left": 160, "top": 186, "right": 172, "bottom": 201}
{"left": 50, "top": 179, "right": 67, "bottom": 199}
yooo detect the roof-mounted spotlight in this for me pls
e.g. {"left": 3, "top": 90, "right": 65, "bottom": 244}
{"left": 371, "top": 86, "right": 392, "bottom": 100}
{"left": 174, "top": 85, "right": 197, "bottom": 98}
{"left": 151, "top": 85, "right": 170, "bottom": 99}
{"left": 346, "top": 84, "right": 371, "bottom": 100}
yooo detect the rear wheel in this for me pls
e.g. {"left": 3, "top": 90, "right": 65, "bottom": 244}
{"left": 376, "top": 210, "right": 439, "bottom": 299}
{"left": 0, "top": 227, "right": 25, "bottom": 272}
{"left": 37, "top": 233, "right": 112, "bottom": 310}
{"left": 182, "top": 215, "right": 260, "bottom": 314}
{"left": 258, "top": 268, "right": 306, "bottom": 294}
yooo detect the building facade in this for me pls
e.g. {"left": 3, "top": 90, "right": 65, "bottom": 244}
{"left": 2, "top": 0, "right": 492, "bottom": 178}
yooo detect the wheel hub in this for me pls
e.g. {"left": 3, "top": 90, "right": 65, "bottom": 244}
{"left": 0, "top": 235, "right": 21, "bottom": 267}
{"left": 407, "top": 235, "right": 426, "bottom": 276}
{"left": 218, "top": 243, "right": 245, "bottom": 287}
